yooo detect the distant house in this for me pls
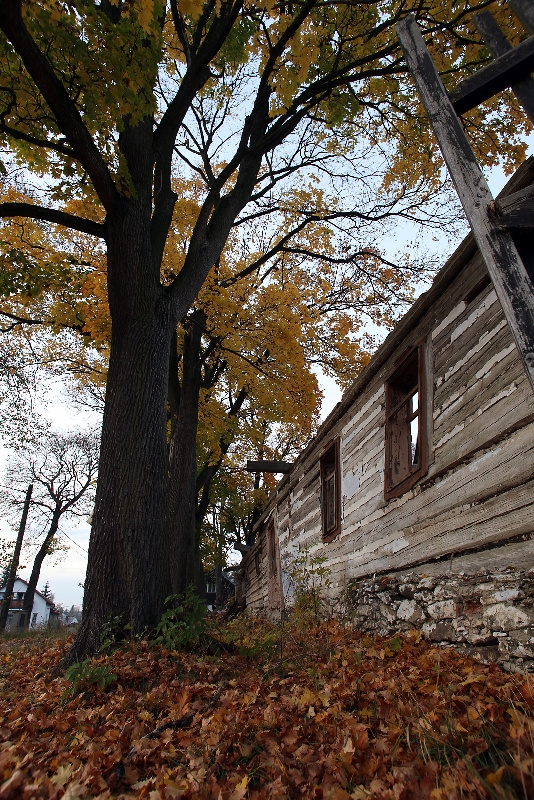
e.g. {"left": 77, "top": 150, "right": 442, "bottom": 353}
{"left": 0, "top": 578, "right": 54, "bottom": 630}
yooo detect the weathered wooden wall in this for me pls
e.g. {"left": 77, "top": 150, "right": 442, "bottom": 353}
{"left": 243, "top": 238, "right": 534, "bottom": 615}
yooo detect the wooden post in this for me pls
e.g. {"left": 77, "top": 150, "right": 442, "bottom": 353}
{"left": 508, "top": 0, "right": 534, "bottom": 34}
{"left": 474, "top": 11, "right": 534, "bottom": 123}
{"left": 0, "top": 483, "right": 33, "bottom": 633}
{"left": 246, "top": 460, "right": 292, "bottom": 474}
{"left": 395, "top": 15, "right": 534, "bottom": 393}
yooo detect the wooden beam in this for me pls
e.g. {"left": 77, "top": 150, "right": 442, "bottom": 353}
{"left": 495, "top": 183, "right": 534, "bottom": 228}
{"left": 508, "top": 0, "right": 534, "bottom": 35}
{"left": 448, "top": 32, "right": 534, "bottom": 115}
{"left": 474, "top": 11, "right": 534, "bottom": 123}
{"left": 496, "top": 203, "right": 534, "bottom": 229}
{"left": 396, "top": 15, "right": 534, "bottom": 393}
{"left": 246, "top": 460, "right": 292, "bottom": 474}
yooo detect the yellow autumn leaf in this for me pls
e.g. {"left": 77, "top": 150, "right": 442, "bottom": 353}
{"left": 486, "top": 766, "right": 505, "bottom": 785}
{"left": 228, "top": 774, "right": 249, "bottom": 800}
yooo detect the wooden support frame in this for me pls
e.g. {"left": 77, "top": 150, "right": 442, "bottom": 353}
{"left": 495, "top": 183, "right": 534, "bottom": 229}
{"left": 474, "top": 11, "right": 534, "bottom": 123}
{"left": 448, "top": 32, "right": 534, "bottom": 115}
{"left": 508, "top": 0, "right": 534, "bottom": 35}
{"left": 396, "top": 15, "right": 534, "bottom": 393}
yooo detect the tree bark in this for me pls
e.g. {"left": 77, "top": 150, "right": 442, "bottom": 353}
{"left": 167, "top": 309, "right": 205, "bottom": 597}
{"left": 21, "top": 506, "right": 61, "bottom": 629}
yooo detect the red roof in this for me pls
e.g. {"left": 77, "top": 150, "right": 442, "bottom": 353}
{"left": 0, "top": 577, "right": 55, "bottom": 606}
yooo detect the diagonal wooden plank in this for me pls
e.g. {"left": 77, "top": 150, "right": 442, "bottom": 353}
{"left": 395, "top": 14, "right": 534, "bottom": 393}
{"left": 474, "top": 11, "right": 534, "bottom": 123}
{"left": 448, "top": 32, "right": 534, "bottom": 115}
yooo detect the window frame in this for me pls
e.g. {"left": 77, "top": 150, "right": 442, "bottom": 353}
{"left": 320, "top": 437, "right": 341, "bottom": 542}
{"left": 267, "top": 519, "right": 278, "bottom": 579}
{"left": 384, "top": 342, "right": 428, "bottom": 500}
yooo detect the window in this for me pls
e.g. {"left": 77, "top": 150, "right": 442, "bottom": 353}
{"left": 267, "top": 520, "right": 278, "bottom": 579}
{"left": 266, "top": 519, "right": 282, "bottom": 609}
{"left": 320, "top": 438, "right": 341, "bottom": 541}
{"left": 384, "top": 343, "right": 427, "bottom": 499}
{"left": 32, "top": 613, "right": 37, "bottom": 625}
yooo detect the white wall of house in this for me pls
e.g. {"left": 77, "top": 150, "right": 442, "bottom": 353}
{"left": 0, "top": 577, "right": 53, "bottom": 628}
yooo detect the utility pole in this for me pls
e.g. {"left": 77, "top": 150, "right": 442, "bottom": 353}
{"left": 0, "top": 484, "right": 33, "bottom": 632}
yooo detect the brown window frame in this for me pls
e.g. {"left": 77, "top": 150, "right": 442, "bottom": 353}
{"left": 267, "top": 520, "right": 278, "bottom": 579}
{"left": 384, "top": 342, "right": 428, "bottom": 500}
{"left": 320, "top": 437, "right": 341, "bottom": 542}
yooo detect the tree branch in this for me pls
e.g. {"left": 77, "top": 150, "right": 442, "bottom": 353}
{"left": 0, "top": 203, "right": 106, "bottom": 238}
{"left": 0, "top": 0, "right": 119, "bottom": 211}
{"left": 0, "top": 121, "right": 77, "bottom": 159}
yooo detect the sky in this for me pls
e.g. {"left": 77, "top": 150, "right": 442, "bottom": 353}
{"left": 1, "top": 141, "right": 533, "bottom": 610}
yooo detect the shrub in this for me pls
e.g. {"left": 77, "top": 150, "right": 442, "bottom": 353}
{"left": 152, "top": 586, "right": 206, "bottom": 652}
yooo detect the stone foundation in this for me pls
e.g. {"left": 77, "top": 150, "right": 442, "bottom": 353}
{"left": 347, "top": 567, "right": 534, "bottom": 672}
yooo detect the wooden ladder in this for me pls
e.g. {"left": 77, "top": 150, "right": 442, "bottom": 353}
{"left": 396, "top": 0, "right": 534, "bottom": 392}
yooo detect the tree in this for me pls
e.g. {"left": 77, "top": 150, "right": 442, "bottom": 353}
{"left": 0, "top": 427, "right": 98, "bottom": 628}
{"left": 0, "top": 538, "right": 16, "bottom": 584}
{"left": 40, "top": 580, "right": 53, "bottom": 601}
{"left": 0, "top": 482, "right": 32, "bottom": 631}
{"left": 0, "top": 0, "right": 529, "bottom": 660}
{"left": 168, "top": 188, "right": 424, "bottom": 588}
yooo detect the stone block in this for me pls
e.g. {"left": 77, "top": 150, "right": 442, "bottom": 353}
{"left": 417, "top": 576, "right": 439, "bottom": 590}
{"left": 427, "top": 599, "right": 459, "bottom": 620}
{"left": 483, "top": 603, "right": 534, "bottom": 632}
{"left": 397, "top": 599, "right": 424, "bottom": 624}
{"left": 508, "top": 629, "right": 534, "bottom": 644}
{"left": 379, "top": 603, "right": 398, "bottom": 624}
{"left": 481, "top": 587, "right": 521, "bottom": 605}
{"left": 422, "top": 621, "right": 456, "bottom": 642}
{"left": 461, "top": 644, "right": 500, "bottom": 665}
{"left": 475, "top": 583, "right": 495, "bottom": 595}
{"left": 433, "top": 582, "right": 459, "bottom": 600}
{"left": 455, "top": 617, "right": 497, "bottom": 646}
{"left": 498, "top": 638, "right": 534, "bottom": 659}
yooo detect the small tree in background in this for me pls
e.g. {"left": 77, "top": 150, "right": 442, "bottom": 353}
{"left": 40, "top": 581, "right": 54, "bottom": 602}
{"left": 1, "top": 427, "right": 99, "bottom": 628}
{"left": 0, "top": 538, "right": 16, "bottom": 585}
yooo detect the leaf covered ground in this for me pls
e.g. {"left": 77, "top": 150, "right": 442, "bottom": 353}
{"left": 1, "top": 618, "right": 533, "bottom": 800}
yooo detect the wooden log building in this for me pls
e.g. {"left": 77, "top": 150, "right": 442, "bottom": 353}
{"left": 242, "top": 159, "right": 534, "bottom": 616}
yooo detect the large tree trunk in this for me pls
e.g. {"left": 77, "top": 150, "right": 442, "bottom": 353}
{"left": 68, "top": 292, "right": 174, "bottom": 660}
{"left": 167, "top": 310, "right": 205, "bottom": 597}
{"left": 66, "top": 120, "right": 175, "bottom": 662}
{"left": 21, "top": 507, "right": 60, "bottom": 629}
{"left": 62, "top": 98, "right": 265, "bottom": 662}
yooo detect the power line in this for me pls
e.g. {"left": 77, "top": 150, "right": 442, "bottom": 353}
{"left": 56, "top": 526, "right": 88, "bottom": 556}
